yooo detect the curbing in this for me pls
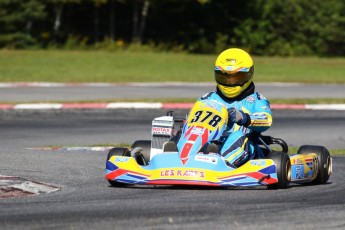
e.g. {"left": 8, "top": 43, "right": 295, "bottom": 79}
{"left": 0, "top": 102, "right": 345, "bottom": 110}
{"left": 1, "top": 82, "right": 344, "bottom": 110}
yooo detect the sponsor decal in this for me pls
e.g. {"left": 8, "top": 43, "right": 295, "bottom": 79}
{"left": 295, "top": 165, "right": 304, "bottom": 179}
{"left": 250, "top": 160, "right": 267, "bottom": 166}
{"left": 115, "top": 157, "right": 130, "bottom": 163}
{"left": 195, "top": 155, "right": 218, "bottom": 164}
{"left": 152, "top": 127, "right": 172, "bottom": 135}
{"left": 246, "top": 96, "right": 256, "bottom": 103}
{"left": 205, "top": 101, "right": 219, "bottom": 110}
{"left": 160, "top": 169, "right": 205, "bottom": 178}
{"left": 293, "top": 159, "right": 303, "bottom": 164}
{"left": 226, "top": 58, "right": 237, "bottom": 64}
{"left": 191, "top": 127, "right": 205, "bottom": 135}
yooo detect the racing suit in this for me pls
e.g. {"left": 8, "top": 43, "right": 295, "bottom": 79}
{"left": 198, "top": 82, "right": 272, "bottom": 167}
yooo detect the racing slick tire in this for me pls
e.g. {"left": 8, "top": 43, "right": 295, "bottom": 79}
{"left": 297, "top": 145, "right": 332, "bottom": 184}
{"left": 131, "top": 140, "right": 151, "bottom": 165}
{"left": 106, "top": 147, "right": 130, "bottom": 187}
{"left": 266, "top": 151, "right": 291, "bottom": 189}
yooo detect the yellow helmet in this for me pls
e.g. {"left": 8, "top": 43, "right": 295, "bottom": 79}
{"left": 214, "top": 48, "right": 254, "bottom": 98}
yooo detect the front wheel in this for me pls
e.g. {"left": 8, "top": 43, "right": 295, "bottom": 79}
{"left": 266, "top": 151, "right": 291, "bottom": 189}
{"left": 131, "top": 140, "right": 151, "bottom": 165}
{"left": 106, "top": 147, "right": 130, "bottom": 187}
{"left": 297, "top": 145, "right": 332, "bottom": 184}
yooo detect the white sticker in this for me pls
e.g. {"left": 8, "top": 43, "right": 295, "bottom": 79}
{"left": 195, "top": 155, "right": 218, "bottom": 164}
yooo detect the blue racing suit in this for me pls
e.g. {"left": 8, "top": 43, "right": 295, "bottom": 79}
{"left": 198, "top": 83, "right": 272, "bottom": 167}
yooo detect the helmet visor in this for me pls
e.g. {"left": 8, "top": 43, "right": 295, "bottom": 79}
{"left": 215, "top": 70, "right": 251, "bottom": 87}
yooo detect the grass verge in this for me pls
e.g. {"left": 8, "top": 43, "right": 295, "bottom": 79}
{"left": 1, "top": 50, "right": 344, "bottom": 83}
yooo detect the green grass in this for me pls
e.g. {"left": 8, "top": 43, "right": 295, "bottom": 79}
{"left": 0, "top": 50, "right": 344, "bottom": 83}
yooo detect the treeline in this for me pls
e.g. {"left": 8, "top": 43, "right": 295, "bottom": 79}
{"left": 0, "top": 0, "right": 344, "bottom": 56}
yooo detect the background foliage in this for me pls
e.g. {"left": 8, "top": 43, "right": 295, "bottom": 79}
{"left": 0, "top": 0, "right": 344, "bottom": 56}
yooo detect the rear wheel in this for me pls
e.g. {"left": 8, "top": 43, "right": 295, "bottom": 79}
{"left": 131, "top": 140, "right": 151, "bottom": 165}
{"left": 297, "top": 145, "right": 332, "bottom": 184}
{"left": 106, "top": 147, "right": 130, "bottom": 187}
{"left": 266, "top": 151, "right": 291, "bottom": 189}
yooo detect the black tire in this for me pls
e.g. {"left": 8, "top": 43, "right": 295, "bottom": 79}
{"left": 131, "top": 140, "right": 151, "bottom": 164}
{"left": 106, "top": 147, "right": 130, "bottom": 187}
{"left": 107, "top": 147, "right": 130, "bottom": 161}
{"left": 297, "top": 145, "right": 332, "bottom": 184}
{"left": 266, "top": 151, "right": 291, "bottom": 189}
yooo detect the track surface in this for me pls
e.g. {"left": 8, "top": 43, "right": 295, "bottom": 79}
{"left": 0, "top": 109, "right": 344, "bottom": 229}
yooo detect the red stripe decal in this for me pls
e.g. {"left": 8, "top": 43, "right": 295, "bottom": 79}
{"left": 106, "top": 168, "right": 150, "bottom": 180}
{"left": 180, "top": 133, "right": 199, "bottom": 165}
{"left": 147, "top": 180, "right": 220, "bottom": 186}
{"left": 219, "top": 171, "right": 278, "bottom": 185}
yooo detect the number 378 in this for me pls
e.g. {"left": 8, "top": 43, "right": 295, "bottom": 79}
{"left": 190, "top": 110, "right": 222, "bottom": 127}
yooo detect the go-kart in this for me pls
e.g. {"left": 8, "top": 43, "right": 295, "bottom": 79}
{"left": 105, "top": 98, "right": 332, "bottom": 189}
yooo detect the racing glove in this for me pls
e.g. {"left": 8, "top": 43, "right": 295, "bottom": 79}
{"left": 228, "top": 107, "right": 251, "bottom": 127}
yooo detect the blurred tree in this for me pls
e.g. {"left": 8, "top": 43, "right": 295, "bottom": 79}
{"left": 232, "top": 0, "right": 345, "bottom": 56}
{"left": 47, "top": 0, "right": 81, "bottom": 34}
{"left": 0, "top": 0, "right": 46, "bottom": 48}
{"left": 131, "top": 0, "right": 150, "bottom": 44}
{"left": 0, "top": 0, "right": 343, "bottom": 55}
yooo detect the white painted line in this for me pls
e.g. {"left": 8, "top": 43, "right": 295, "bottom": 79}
{"left": 14, "top": 103, "right": 63, "bottom": 109}
{"left": 306, "top": 104, "right": 345, "bottom": 110}
{"left": 106, "top": 102, "right": 162, "bottom": 109}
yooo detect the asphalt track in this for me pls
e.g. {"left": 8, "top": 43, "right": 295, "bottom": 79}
{"left": 0, "top": 109, "right": 345, "bottom": 229}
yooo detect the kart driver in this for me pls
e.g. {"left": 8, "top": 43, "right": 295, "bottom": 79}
{"left": 165, "top": 48, "right": 272, "bottom": 167}
{"left": 199, "top": 48, "right": 272, "bottom": 167}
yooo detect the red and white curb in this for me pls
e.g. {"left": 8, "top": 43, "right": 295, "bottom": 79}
{"left": 0, "top": 102, "right": 345, "bottom": 110}
{"left": 0, "top": 175, "right": 60, "bottom": 199}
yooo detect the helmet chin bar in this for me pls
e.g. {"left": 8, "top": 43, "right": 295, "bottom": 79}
{"left": 218, "top": 85, "right": 242, "bottom": 98}
{"left": 217, "top": 79, "right": 253, "bottom": 98}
